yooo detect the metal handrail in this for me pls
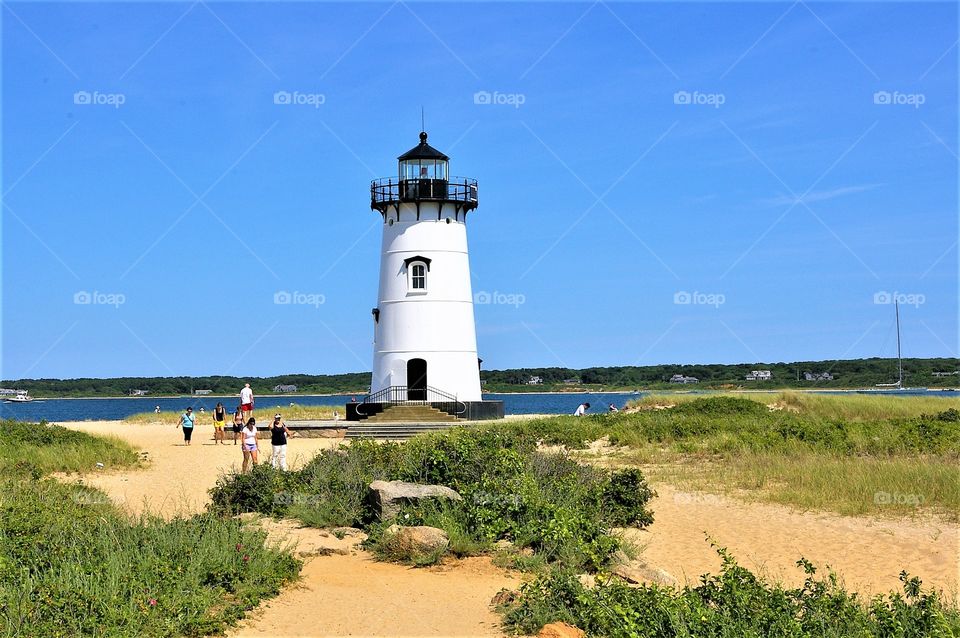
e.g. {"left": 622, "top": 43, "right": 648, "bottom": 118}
{"left": 371, "top": 177, "right": 478, "bottom": 207}
{"left": 355, "top": 384, "right": 466, "bottom": 417}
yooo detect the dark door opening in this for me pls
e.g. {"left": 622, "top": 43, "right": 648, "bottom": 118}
{"left": 407, "top": 358, "right": 427, "bottom": 401}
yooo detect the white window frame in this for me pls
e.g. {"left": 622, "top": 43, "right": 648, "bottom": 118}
{"left": 407, "top": 261, "right": 428, "bottom": 294}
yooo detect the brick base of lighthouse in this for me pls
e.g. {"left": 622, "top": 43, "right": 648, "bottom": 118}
{"left": 345, "top": 400, "right": 504, "bottom": 422}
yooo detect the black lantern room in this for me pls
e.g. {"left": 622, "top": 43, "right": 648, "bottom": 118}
{"left": 371, "top": 131, "right": 478, "bottom": 218}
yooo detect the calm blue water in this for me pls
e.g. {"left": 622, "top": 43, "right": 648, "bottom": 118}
{"left": 1, "top": 390, "right": 956, "bottom": 422}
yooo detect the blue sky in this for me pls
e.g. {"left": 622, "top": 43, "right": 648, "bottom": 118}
{"left": 2, "top": 1, "right": 957, "bottom": 379}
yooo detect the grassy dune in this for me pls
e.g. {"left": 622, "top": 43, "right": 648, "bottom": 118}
{"left": 125, "top": 403, "right": 338, "bottom": 424}
{"left": 515, "top": 395, "right": 960, "bottom": 519}
{"left": 627, "top": 390, "right": 960, "bottom": 420}
{"left": 0, "top": 419, "right": 139, "bottom": 475}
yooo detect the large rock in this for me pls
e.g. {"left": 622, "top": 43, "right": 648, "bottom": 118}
{"left": 538, "top": 622, "right": 586, "bottom": 638}
{"left": 612, "top": 562, "right": 677, "bottom": 587}
{"left": 384, "top": 524, "right": 449, "bottom": 554}
{"left": 367, "top": 480, "right": 462, "bottom": 520}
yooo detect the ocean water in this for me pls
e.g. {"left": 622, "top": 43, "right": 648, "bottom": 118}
{"left": 0, "top": 390, "right": 956, "bottom": 422}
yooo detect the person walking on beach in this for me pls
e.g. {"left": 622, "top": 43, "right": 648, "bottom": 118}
{"left": 573, "top": 402, "right": 590, "bottom": 417}
{"left": 232, "top": 406, "right": 244, "bottom": 445}
{"left": 241, "top": 418, "right": 259, "bottom": 473}
{"left": 240, "top": 383, "right": 254, "bottom": 422}
{"left": 177, "top": 407, "right": 196, "bottom": 445}
{"left": 269, "top": 413, "right": 296, "bottom": 471}
{"left": 212, "top": 402, "right": 227, "bottom": 444}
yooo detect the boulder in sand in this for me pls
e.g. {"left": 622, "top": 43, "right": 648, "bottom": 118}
{"left": 384, "top": 524, "right": 449, "bottom": 554}
{"left": 367, "top": 480, "right": 462, "bottom": 520}
{"left": 538, "top": 622, "right": 586, "bottom": 638}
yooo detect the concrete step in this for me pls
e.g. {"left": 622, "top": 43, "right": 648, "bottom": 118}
{"left": 345, "top": 422, "right": 458, "bottom": 440}
{"left": 363, "top": 404, "right": 458, "bottom": 424}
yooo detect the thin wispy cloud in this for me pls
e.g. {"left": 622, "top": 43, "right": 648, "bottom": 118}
{"left": 759, "top": 183, "right": 881, "bottom": 208}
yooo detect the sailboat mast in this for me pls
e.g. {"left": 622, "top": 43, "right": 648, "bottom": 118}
{"left": 895, "top": 299, "right": 902, "bottom": 387}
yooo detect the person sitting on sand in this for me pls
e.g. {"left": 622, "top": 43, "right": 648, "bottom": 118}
{"left": 232, "top": 407, "right": 244, "bottom": 445}
{"left": 241, "top": 418, "right": 259, "bottom": 473}
{"left": 177, "top": 407, "right": 196, "bottom": 445}
{"left": 269, "top": 413, "right": 296, "bottom": 471}
{"left": 573, "top": 402, "right": 590, "bottom": 417}
{"left": 212, "top": 402, "right": 226, "bottom": 445}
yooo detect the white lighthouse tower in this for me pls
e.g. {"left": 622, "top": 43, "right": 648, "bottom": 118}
{"left": 351, "top": 131, "right": 502, "bottom": 421}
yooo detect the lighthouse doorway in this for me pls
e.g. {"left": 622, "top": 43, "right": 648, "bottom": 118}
{"left": 407, "top": 358, "right": 428, "bottom": 401}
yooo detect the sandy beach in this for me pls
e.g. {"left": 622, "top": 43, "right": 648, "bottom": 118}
{"left": 58, "top": 420, "right": 959, "bottom": 636}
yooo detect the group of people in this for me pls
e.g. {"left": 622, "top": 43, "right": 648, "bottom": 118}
{"left": 573, "top": 402, "right": 620, "bottom": 416}
{"left": 175, "top": 383, "right": 296, "bottom": 473}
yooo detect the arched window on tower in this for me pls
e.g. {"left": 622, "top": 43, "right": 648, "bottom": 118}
{"left": 403, "top": 256, "right": 431, "bottom": 294}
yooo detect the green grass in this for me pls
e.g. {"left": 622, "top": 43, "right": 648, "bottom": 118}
{"left": 0, "top": 419, "right": 139, "bottom": 476}
{"left": 0, "top": 420, "right": 302, "bottom": 637}
{"left": 627, "top": 390, "right": 960, "bottom": 421}
{"left": 125, "top": 404, "right": 338, "bottom": 424}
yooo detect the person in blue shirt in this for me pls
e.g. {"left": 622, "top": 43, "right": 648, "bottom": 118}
{"left": 177, "top": 407, "right": 196, "bottom": 446}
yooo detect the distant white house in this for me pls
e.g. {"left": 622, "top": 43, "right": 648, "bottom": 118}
{"left": 803, "top": 372, "right": 834, "bottom": 381}
{"left": 194, "top": 389, "right": 212, "bottom": 395}
{"left": 669, "top": 374, "right": 699, "bottom": 384}
{"left": 129, "top": 389, "right": 149, "bottom": 396}
{"left": 526, "top": 376, "right": 543, "bottom": 385}
{"left": 274, "top": 384, "right": 298, "bottom": 393}
{"left": 0, "top": 388, "right": 20, "bottom": 395}
{"left": 745, "top": 370, "right": 772, "bottom": 381}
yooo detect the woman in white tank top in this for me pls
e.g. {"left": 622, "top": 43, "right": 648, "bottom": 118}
{"left": 241, "top": 418, "right": 259, "bottom": 473}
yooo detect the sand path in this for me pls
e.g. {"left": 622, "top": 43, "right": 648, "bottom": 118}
{"left": 59, "top": 421, "right": 517, "bottom": 637}
{"left": 59, "top": 420, "right": 959, "bottom": 635}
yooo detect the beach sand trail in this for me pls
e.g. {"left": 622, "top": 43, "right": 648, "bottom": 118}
{"left": 58, "top": 420, "right": 959, "bottom": 635}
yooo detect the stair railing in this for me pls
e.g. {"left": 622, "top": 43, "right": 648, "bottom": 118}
{"left": 355, "top": 385, "right": 466, "bottom": 418}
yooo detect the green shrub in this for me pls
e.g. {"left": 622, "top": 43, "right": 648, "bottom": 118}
{"left": 500, "top": 547, "right": 960, "bottom": 637}
{"left": 0, "top": 478, "right": 300, "bottom": 637}
{"left": 0, "top": 419, "right": 138, "bottom": 475}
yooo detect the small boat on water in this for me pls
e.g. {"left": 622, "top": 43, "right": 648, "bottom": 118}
{"left": 3, "top": 391, "right": 34, "bottom": 403}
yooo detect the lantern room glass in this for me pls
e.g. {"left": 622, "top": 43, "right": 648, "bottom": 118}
{"left": 400, "top": 159, "right": 448, "bottom": 181}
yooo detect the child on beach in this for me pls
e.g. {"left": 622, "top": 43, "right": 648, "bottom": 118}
{"left": 177, "top": 407, "right": 195, "bottom": 445}
{"left": 241, "top": 418, "right": 259, "bottom": 473}
{"left": 232, "top": 407, "right": 244, "bottom": 445}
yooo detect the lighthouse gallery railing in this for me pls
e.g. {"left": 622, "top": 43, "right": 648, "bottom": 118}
{"left": 355, "top": 385, "right": 466, "bottom": 418}
{"left": 371, "top": 176, "right": 478, "bottom": 206}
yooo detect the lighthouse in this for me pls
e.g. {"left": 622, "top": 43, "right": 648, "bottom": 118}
{"left": 348, "top": 131, "right": 502, "bottom": 421}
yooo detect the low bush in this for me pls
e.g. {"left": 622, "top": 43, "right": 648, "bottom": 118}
{"left": 0, "top": 419, "right": 138, "bottom": 475}
{"left": 500, "top": 546, "right": 960, "bottom": 637}
{"left": 210, "top": 426, "right": 656, "bottom": 572}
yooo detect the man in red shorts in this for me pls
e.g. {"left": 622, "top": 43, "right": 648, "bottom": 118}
{"left": 240, "top": 383, "right": 254, "bottom": 422}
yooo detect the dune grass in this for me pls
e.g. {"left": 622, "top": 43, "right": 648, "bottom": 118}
{"left": 508, "top": 397, "right": 960, "bottom": 519}
{"left": 627, "top": 390, "right": 960, "bottom": 421}
{"left": 124, "top": 404, "right": 338, "bottom": 424}
{"left": 0, "top": 419, "right": 139, "bottom": 476}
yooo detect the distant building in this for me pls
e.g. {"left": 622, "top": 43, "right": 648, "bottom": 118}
{"left": 194, "top": 389, "right": 212, "bottom": 395}
{"left": 273, "top": 384, "right": 298, "bottom": 393}
{"left": 562, "top": 378, "right": 582, "bottom": 385}
{"left": 0, "top": 388, "right": 19, "bottom": 395}
{"left": 745, "top": 370, "right": 772, "bottom": 381}
{"left": 526, "top": 376, "right": 543, "bottom": 385}
{"left": 803, "top": 372, "right": 834, "bottom": 381}
{"left": 129, "top": 389, "right": 149, "bottom": 396}
{"left": 932, "top": 371, "right": 959, "bottom": 377}
{"left": 669, "top": 374, "right": 699, "bottom": 384}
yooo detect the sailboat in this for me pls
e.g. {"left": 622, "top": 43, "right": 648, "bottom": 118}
{"left": 874, "top": 299, "right": 903, "bottom": 389}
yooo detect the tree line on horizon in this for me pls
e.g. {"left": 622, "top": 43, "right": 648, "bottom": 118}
{"left": 3, "top": 357, "right": 958, "bottom": 397}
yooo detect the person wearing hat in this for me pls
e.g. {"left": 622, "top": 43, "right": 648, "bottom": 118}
{"left": 269, "top": 413, "right": 296, "bottom": 471}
